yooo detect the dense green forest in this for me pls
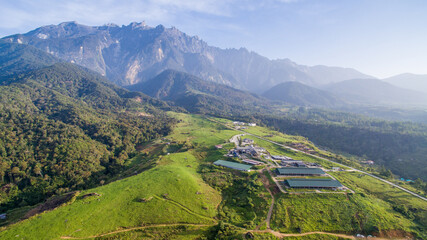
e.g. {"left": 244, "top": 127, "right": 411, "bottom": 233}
{"left": 0, "top": 62, "right": 176, "bottom": 211}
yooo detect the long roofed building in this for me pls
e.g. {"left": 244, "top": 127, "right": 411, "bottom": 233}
{"left": 214, "top": 160, "right": 252, "bottom": 171}
{"left": 286, "top": 179, "right": 343, "bottom": 189}
{"left": 276, "top": 167, "right": 325, "bottom": 176}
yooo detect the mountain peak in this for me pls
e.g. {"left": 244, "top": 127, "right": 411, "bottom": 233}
{"left": 58, "top": 21, "right": 79, "bottom": 26}
{"left": 103, "top": 23, "right": 119, "bottom": 28}
{"left": 127, "top": 21, "right": 150, "bottom": 30}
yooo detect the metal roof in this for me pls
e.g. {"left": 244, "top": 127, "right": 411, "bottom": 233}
{"left": 214, "top": 160, "right": 252, "bottom": 171}
{"left": 242, "top": 159, "right": 263, "bottom": 165}
{"left": 286, "top": 178, "right": 343, "bottom": 188}
{"left": 277, "top": 167, "right": 325, "bottom": 175}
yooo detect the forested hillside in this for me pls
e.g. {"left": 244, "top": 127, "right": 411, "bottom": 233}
{"left": 0, "top": 41, "right": 59, "bottom": 77}
{"left": 0, "top": 54, "right": 175, "bottom": 211}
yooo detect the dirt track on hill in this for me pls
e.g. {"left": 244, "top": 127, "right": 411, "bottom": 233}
{"left": 60, "top": 224, "right": 214, "bottom": 239}
{"left": 255, "top": 170, "right": 276, "bottom": 230}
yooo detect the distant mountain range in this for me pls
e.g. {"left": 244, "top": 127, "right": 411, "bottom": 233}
{"left": 324, "top": 78, "right": 427, "bottom": 107}
{"left": 2, "top": 21, "right": 372, "bottom": 93}
{"left": 262, "top": 78, "right": 427, "bottom": 109}
{"left": 262, "top": 81, "right": 344, "bottom": 107}
{"left": 383, "top": 73, "right": 427, "bottom": 94}
{"left": 2, "top": 21, "right": 426, "bottom": 110}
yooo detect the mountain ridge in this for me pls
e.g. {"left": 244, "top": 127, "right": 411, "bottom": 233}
{"left": 383, "top": 73, "right": 427, "bottom": 94}
{"left": 262, "top": 81, "right": 344, "bottom": 107}
{"left": 126, "top": 69, "right": 272, "bottom": 115}
{"left": 0, "top": 41, "right": 59, "bottom": 77}
{"left": 324, "top": 78, "right": 427, "bottom": 107}
{"left": 3, "top": 21, "right": 372, "bottom": 93}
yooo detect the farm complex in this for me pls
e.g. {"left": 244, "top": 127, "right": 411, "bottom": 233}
{"left": 213, "top": 124, "right": 348, "bottom": 193}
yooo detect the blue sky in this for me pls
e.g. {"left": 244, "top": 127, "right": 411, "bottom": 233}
{"left": 0, "top": 0, "right": 426, "bottom": 78}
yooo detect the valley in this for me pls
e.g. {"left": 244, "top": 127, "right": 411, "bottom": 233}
{"left": 1, "top": 113, "right": 425, "bottom": 239}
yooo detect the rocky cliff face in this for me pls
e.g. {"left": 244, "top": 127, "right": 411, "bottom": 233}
{"left": 3, "top": 21, "right": 371, "bottom": 92}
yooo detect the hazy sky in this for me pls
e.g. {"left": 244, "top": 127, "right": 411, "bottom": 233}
{"left": 0, "top": 0, "right": 426, "bottom": 78}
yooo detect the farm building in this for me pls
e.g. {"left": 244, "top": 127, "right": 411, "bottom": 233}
{"left": 253, "top": 146, "right": 266, "bottom": 153}
{"left": 295, "top": 162, "right": 307, "bottom": 168}
{"left": 276, "top": 167, "right": 325, "bottom": 176}
{"left": 285, "top": 179, "right": 343, "bottom": 189}
{"left": 214, "top": 160, "right": 252, "bottom": 171}
{"left": 242, "top": 138, "right": 254, "bottom": 145}
{"left": 242, "top": 159, "right": 263, "bottom": 165}
{"left": 280, "top": 160, "right": 304, "bottom": 166}
{"left": 272, "top": 155, "right": 293, "bottom": 161}
{"left": 236, "top": 146, "right": 257, "bottom": 155}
